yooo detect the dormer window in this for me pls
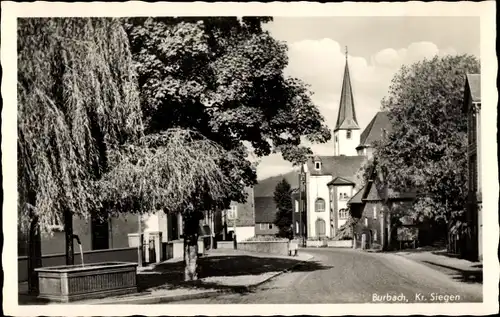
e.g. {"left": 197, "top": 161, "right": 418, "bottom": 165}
{"left": 315, "top": 162, "right": 321, "bottom": 170}
{"left": 346, "top": 130, "right": 352, "bottom": 139}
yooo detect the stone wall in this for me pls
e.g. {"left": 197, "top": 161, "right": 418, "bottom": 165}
{"left": 237, "top": 241, "right": 289, "bottom": 256}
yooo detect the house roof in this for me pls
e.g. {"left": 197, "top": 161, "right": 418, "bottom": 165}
{"left": 357, "top": 111, "right": 392, "bottom": 149}
{"left": 463, "top": 74, "right": 481, "bottom": 113}
{"left": 254, "top": 196, "right": 278, "bottom": 223}
{"left": 363, "top": 181, "right": 383, "bottom": 201}
{"left": 466, "top": 74, "right": 481, "bottom": 103}
{"left": 335, "top": 58, "right": 360, "bottom": 131}
{"left": 348, "top": 186, "right": 366, "bottom": 204}
{"left": 306, "top": 155, "right": 366, "bottom": 182}
{"left": 254, "top": 171, "right": 299, "bottom": 197}
{"left": 327, "top": 176, "right": 356, "bottom": 186}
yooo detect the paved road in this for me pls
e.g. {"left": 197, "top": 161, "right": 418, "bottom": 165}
{"left": 177, "top": 248, "right": 482, "bottom": 304}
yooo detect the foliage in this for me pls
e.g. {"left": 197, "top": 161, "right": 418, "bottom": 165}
{"left": 122, "top": 17, "right": 331, "bottom": 204}
{"left": 273, "top": 179, "right": 294, "bottom": 238}
{"left": 99, "top": 129, "right": 232, "bottom": 216}
{"left": 332, "top": 215, "right": 358, "bottom": 240}
{"left": 373, "top": 54, "right": 480, "bottom": 227}
{"left": 17, "top": 18, "right": 143, "bottom": 234}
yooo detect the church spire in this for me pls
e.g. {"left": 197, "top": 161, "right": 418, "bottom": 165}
{"left": 335, "top": 46, "right": 360, "bottom": 131}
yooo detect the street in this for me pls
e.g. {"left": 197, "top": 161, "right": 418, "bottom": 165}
{"left": 176, "top": 248, "right": 483, "bottom": 304}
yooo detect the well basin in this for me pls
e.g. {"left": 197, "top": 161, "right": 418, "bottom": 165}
{"left": 35, "top": 261, "right": 138, "bottom": 302}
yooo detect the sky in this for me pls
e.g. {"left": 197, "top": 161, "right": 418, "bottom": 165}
{"left": 254, "top": 16, "right": 480, "bottom": 180}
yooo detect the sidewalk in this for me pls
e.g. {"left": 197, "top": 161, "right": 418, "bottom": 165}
{"left": 22, "top": 249, "right": 313, "bottom": 305}
{"left": 395, "top": 249, "right": 482, "bottom": 282}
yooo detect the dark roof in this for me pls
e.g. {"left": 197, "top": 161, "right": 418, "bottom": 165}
{"left": 254, "top": 171, "right": 299, "bottom": 197}
{"left": 357, "top": 111, "right": 392, "bottom": 149}
{"left": 466, "top": 74, "right": 481, "bottom": 102}
{"left": 463, "top": 74, "right": 481, "bottom": 113}
{"left": 254, "top": 196, "right": 277, "bottom": 223}
{"left": 363, "top": 181, "right": 383, "bottom": 201}
{"left": 348, "top": 186, "right": 366, "bottom": 204}
{"left": 335, "top": 59, "right": 360, "bottom": 131}
{"left": 306, "top": 155, "right": 366, "bottom": 182}
{"left": 327, "top": 176, "right": 356, "bottom": 186}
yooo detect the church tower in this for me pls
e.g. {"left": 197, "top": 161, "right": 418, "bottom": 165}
{"left": 333, "top": 47, "right": 360, "bottom": 156}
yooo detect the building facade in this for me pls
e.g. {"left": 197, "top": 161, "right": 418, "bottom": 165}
{"left": 463, "top": 73, "right": 482, "bottom": 262}
{"left": 222, "top": 186, "right": 256, "bottom": 241}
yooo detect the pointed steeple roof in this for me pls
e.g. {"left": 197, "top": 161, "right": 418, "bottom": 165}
{"left": 335, "top": 48, "right": 360, "bottom": 131}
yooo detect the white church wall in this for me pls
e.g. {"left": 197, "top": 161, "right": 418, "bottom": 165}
{"left": 307, "top": 175, "right": 333, "bottom": 238}
{"left": 334, "top": 129, "right": 360, "bottom": 156}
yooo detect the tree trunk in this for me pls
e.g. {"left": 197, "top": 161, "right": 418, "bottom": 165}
{"left": 64, "top": 209, "right": 74, "bottom": 265}
{"left": 27, "top": 216, "right": 42, "bottom": 295}
{"left": 183, "top": 213, "right": 200, "bottom": 281}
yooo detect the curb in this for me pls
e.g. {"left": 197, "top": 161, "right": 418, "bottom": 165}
{"left": 94, "top": 254, "right": 315, "bottom": 304}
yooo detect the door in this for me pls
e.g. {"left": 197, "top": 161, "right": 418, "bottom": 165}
{"left": 91, "top": 215, "right": 109, "bottom": 250}
{"left": 316, "top": 218, "right": 326, "bottom": 238}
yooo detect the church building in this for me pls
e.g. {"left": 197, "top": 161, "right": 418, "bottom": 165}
{"left": 301, "top": 50, "right": 366, "bottom": 239}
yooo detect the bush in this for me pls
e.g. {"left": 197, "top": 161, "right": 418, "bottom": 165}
{"left": 245, "top": 235, "right": 289, "bottom": 242}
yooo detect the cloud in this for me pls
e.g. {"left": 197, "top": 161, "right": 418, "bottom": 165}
{"left": 256, "top": 38, "right": 459, "bottom": 180}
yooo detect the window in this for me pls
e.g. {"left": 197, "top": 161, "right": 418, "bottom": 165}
{"left": 316, "top": 218, "right": 326, "bottom": 237}
{"left": 339, "top": 208, "right": 349, "bottom": 219}
{"left": 315, "top": 162, "right": 321, "bottom": 170}
{"left": 295, "top": 200, "right": 299, "bottom": 212}
{"left": 268, "top": 223, "right": 273, "bottom": 229}
{"left": 227, "top": 205, "right": 237, "bottom": 220}
{"left": 373, "top": 230, "right": 377, "bottom": 242}
{"left": 373, "top": 206, "right": 377, "bottom": 219}
{"left": 315, "top": 198, "right": 325, "bottom": 212}
{"left": 346, "top": 130, "right": 352, "bottom": 139}
{"left": 364, "top": 217, "right": 368, "bottom": 227}
{"left": 296, "top": 221, "right": 299, "bottom": 234}
{"left": 259, "top": 223, "right": 266, "bottom": 230}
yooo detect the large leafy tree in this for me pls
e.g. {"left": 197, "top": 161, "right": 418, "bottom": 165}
{"left": 273, "top": 179, "right": 293, "bottom": 238}
{"left": 373, "top": 55, "right": 480, "bottom": 231}
{"left": 122, "top": 17, "right": 331, "bottom": 279}
{"left": 123, "top": 17, "right": 331, "bottom": 202}
{"left": 17, "top": 18, "right": 143, "bottom": 293}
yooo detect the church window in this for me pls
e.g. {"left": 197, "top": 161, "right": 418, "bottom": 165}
{"left": 296, "top": 221, "right": 300, "bottom": 234}
{"left": 295, "top": 200, "right": 299, "bottom": 212}
{"left": 346, "top": 130, "right": 352, "bottom": 139}
{"left": 373, "top": 230, "right": 378, "bottom": 242}
{"left": 373, "top": 206, "right": 377, "bottom": 219}
{"left": 315, "top": 198, "right": 325, "bottom": 213}
{"left": 364, "top": 217, "right": 368, "bottom": 227}
{"left": 268, "top": 223, "right": 273, "bottom": 229}
{"left": 315, "top": 162, "right": 321, "bottom": 170}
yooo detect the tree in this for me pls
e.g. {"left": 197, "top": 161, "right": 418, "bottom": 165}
{"left": 122, "top": 17, "right": 331, "bottom": 277}
{"left": 123, "top": 17, "right": 331, "bottom": 197}
{"left": 17, "top": 18, "right": 143, "bottom": 293}
{"left": 99, "top": 129, "right": 232, "bottom": 280}
{"left": 372, "top": 55, "right": 480, "bottom": 232}
{"left": 273, "top": 179, "right": 293, "bottom": 238}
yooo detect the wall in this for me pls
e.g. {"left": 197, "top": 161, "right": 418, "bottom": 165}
{"left": 334, "top": 129, "right": 360, "bottom": 156}
{"left": 306, "top": 175, "right": 333, "bottom": 238}
{"left": 18, "top": 214, "right": 140, "bottom": 257}
{"left": 18, "top": 247, "right": 137, "bottom": 283}
{"left": 237, "top": 241, "right": 289, "bottom": 256}
{"left": 327, "top": 240, "right": 353, "bottom": 248}
{"left": 235, "top": 226, "right": 255, "bottom": 241}
{"left": 255, "top": 223, "right": 279, "bottom": 236}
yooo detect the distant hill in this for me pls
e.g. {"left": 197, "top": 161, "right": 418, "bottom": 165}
{"left": 254, "top": 171, "right": 300, "bottom": 197}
